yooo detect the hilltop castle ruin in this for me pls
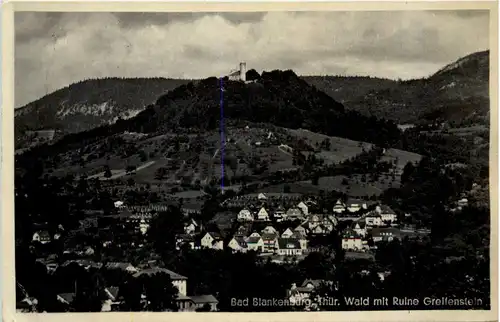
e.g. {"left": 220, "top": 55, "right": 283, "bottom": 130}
{"left": 228, "top": 62, "right": 247, "bottom": 82}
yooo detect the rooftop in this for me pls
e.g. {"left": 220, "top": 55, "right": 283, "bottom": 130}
{"left": 133, "top": 267, "right": 188, "bottom": 280}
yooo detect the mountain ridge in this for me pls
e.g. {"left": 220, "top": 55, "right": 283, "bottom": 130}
{"left": 15, "top": 50, "right": 489, "bottom": 149}
{"left": 304, "top": 50, "right": 489, "bottom": 125}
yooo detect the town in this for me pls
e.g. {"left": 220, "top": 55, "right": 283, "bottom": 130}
{"left": 13, "top": 10, "right": 491, "bottom": 314}
{"left": 20, "top": 181, "right": 477, "bottom": 312}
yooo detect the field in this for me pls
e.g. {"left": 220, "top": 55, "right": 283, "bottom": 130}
{"left": 287, "top": 128, "right": 373, "bottom": 160}
{"left": 44, "top": 122, "right": 421, "bottom": 201}
{"left": 315, "top": 174, "right": 400, "bottom": 197}
{"left": 380, "top": 148, "right": 423, "bottom": 172}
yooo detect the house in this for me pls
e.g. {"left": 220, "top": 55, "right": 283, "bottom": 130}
{"left": 176, "top": 234, "right": 195, "bottom": 250}
{"left": 276, "top": 238, "right": 303, "bottom": 256}
{"left": 257, "top": 193, "right": 267, "bottom": 200}
{"left": 16, "top": 297, "right": 38, "bottom": 312}
{"left": 291, "top": 233, "right": 308, "bottom": 250}
{"left": 457, "top": 198, "right": 469, "bottom": 208}
{"left": 235, "top": 224, "right": 252, "bottom": 237}
{"left": 346, "top": 199, "right": 367, "bottom": 213}
{"left": 246, "top": 236, "right": 265, "bottom": 252}
{"left": 134, "top": 267, "right": 188, "bottom": 296}
{"left": 101, "top": 286, "right": 120, "bottom": 312}
{"left": 188, "top": 295, "right": 219, "bottom": 311}
{"left": 287, "top": 279, "right": 331, "bottom": 305}
{"left": 365, "top": 212, "right": 383, "bottom": 227}
{"left": 57, "top": 293, "right": 75, "bottom": 306}
{"left": 341, "top": 230, "right": 363, "bottom": 251}
{"left": 114, "top": 201, "right": 125, "bottom": 208}
{"left": 261, "top": 233, "right": 279, "bottom": 252}
{"left": 261, "top": 225, "right": 277, "bottom": 235}
{"left": 371, "top": 227, "right": 401, "bottom": 243}
{"left": 248, "top": 232, "right": 261, "bottom": 238}
{"left": 273, "top": 206, "right": 286, "bottom": 222}
{"left": 286, "top": 208, "right": 304, "bottom": 220}
{"left": 310, "top": 224, "right": 329, "bottom": 235}
{"left": 105, "top": 262, "right": 138, "bottom": 274}
{"left": 281, "top": 228, "right": 295, "bottom": 238}
{"left": 139, "top": 217, "right": 150, "bottom": 235}
{"left": 257, "top": 207, "right": 270, "bottom": 221}
{"left": 375, "top": 205, "right": 398, "bottom": 223}
{"left": 333, "top": 199, "right": 346, "bottom": 213}
{"left": 306, "top": 214, "right": 321, "bottom": 230}
{"left": 352, "top": 221, "right": 367, "bottom": 237}
{"left": 297, "top": 201, "right": 309, "bottom": 216}
{"left": 237, "top": 209, "right": 254, "bottom": 222}
{"left": 228, "top": 236, "right": 248, "bottom": 253}
{"left": 184, "top": 219, "right": 199, "bottom": 235}
{"left": 294, "top": 225, "right": 308, "bottom": 237}
{"left": 201, "top": 232, "right": 224, "bottom": 250}
{"left": 32, "top": 231, "right": 51, "bottom": 244}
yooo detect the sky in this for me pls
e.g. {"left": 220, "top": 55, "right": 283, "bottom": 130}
{"left": 15, "top": 10, "right": 490, "bottom": 107}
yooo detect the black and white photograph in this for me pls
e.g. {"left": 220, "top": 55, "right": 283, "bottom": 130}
{"left": 8, "top": 3, "right": 496, "bottom": 317}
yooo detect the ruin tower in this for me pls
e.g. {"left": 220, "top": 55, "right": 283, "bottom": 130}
{"left": 239, "top": 62, "right": 247, "bottom": 82}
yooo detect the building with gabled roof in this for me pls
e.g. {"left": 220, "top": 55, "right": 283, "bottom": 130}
{"left": 370, "top": 227, "right": 401, "bottom": 243}
{"left": 228, "top": 236, "right": 248, "bottom": 253}
{"left": 257, "top": 207, "right": 270, "bottom": 221}
{"left": 286, "top": 207, "right": 304, "bottom": 220}
{"left": 237, "top": 208, "right": 254, "bottom": 222}
{"left": 246, "top": 236, "right": 264, "bottom": 252}
{"left": 133, "top": 267, "right": 188, "bottom": 296}
{"left": 281, "top": 228, "right": 294, "bottom": 238}
{"left": 341, "top": 229, "right": 363, "bottom": 251}
{"left": 297, "top": 201, "right": 309, "bottom": 216}
{"left": 276, "top": 238, "right": 302, "bottom": 256}
{"left": 200, "top": 231, "right": 224, "bottom": 250}
{"left": 333, "top": 199, "right": 346, "bottom": 213}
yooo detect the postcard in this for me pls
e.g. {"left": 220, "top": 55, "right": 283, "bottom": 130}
{"left": 2, "top": 1, "right": 498, "bottom": 322}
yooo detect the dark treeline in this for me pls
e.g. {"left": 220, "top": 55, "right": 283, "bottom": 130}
{"left": 16, "top": 69, "right": 403, "bottom": 170}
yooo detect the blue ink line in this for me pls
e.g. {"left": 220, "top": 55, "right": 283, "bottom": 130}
{"left": 219, "top": 77, "right": 225, "bottom": 191}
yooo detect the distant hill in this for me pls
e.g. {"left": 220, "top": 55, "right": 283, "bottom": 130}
{"left": 15, "top": 50, "right": 489, "bottom": 150}
{"left": 15, "top": 77, "right": 191, "bottom": 147}
{"left": 302, "top": 50, "right": 490, "bottom": 125}
{"left": 17, "top": 69, "right": 403, "bottom": 170}
{"left": 121, "top": 70, "right": 401, "bottom": 146}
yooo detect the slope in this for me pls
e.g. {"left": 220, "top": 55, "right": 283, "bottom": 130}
{"left": 16, "top": 69, "right": 403, "bottom": 176}
{"left": 302, "top": 50, "right": 490, "bottom": 125}
{"left": 15, "top": 77, "right": 191, "bottom": 147}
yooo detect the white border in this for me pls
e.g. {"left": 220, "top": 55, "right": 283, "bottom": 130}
{"left": 2, "top": 2, "right": 498, "bottom": 322}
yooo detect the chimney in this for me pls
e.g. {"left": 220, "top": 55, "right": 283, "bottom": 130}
{"left": 376, "top": 206, "right": 382, "bottom": 214}
{"left": 239, "top": 62, "right": 247, "bottom": 82}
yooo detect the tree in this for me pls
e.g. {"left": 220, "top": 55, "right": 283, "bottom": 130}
{"left": 148, "top": 206, "right": 185, "bottom": 256}
{"left": 72, "top": 272, "right": 104, "bottom": 312}
{"left": 401, "top": 162, "right": 415, "bottom": 184}
{"left": 138, "top": 150, "right": 148, "bottom": 162}
{"left": 155, "top": 167, "right": 168, "bottom": 180}
{"left": 311, "top": 173, "right": 320, "bottom": 185}
{"left": 119, "top": 277, "right": 143, "bottom": 310}
{"left": 142, "top": 273, "right": 178, "bottom": 311}
{"left": 126, "top": 165, "right": 137, "bottom": 175}
{"left": 245, "top": 69, "right": 261, "bottom": 82}
{"left": 104, "top": 165, "right": 112, "bottom": 178}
